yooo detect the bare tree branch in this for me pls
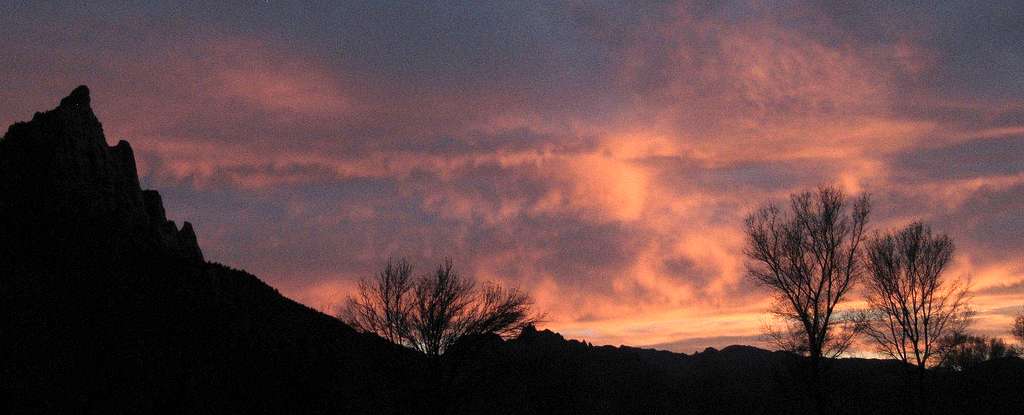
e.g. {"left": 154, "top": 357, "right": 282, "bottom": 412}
{"left": 744, "top": 185, "right": 869, "bottom": 415}
{"left": 745, "top": 185, "right": 869, "bottom": 360}
{"left": 339, "top": 257, "right": 540, "bottom": 358}
{"left": 1013, "top": 310, "right": 1024, "bottom": 345}
{"left": 339, "top": 258, "right": 414, "bottom": 345}
{"left": 936, "top": 329, "right": 1018, "bottom": 371}
{"left": 855, "top": 222, "right": 972, "bottom": 413}
{"left": 858, "top": 222, "right": 970, "bottom": 370}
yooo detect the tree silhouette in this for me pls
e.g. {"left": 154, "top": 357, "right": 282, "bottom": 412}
{"left": 341, "top": 258, "right": 540, "bottom": 414}
{"left": 856, "top": 221, "right": 969, "bottom": 413}
{"left": 340, "top": 258, "right": 539, "bottom": 358}
{"left": 744, "top": 185, "right": 870, "bottom": 415}
{"left": 342, "top": 258, "right": 416, "bottom": 346}
{"left": 937, "top": 331, "right": 1019, "bottom": 371}
{"left": 858, "top": 222, "right": 968, "bottom": 368}
{"left": 1014, "top": 310, "right": 1024, "bottom": 346}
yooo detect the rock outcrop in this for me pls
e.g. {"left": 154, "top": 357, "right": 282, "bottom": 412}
{"left": 1, "top": 86, "right": 418, "bottom": 414}
{"left": 0, "top": 85, "right": 202, "bottom": 261}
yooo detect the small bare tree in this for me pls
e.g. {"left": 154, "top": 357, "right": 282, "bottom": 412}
{"left": 340, "top": 258, "right": 539, "bottom": 358}
{"left": 1014, "top": 310, "right": 1024, "bottom": 345}
{"left": 937, "top": 331, "right": 1018, "bottom": 371}
{"left": 744, "top": 185, "right": 870, "bottom": 414}
{"left": 342, "top": 258, "right": 415, "bottom": 345}
{"left": 858, "top": 222, "right": 969, "bottom": 370}
{"left": 342, "top": 258, "right": 539, "bottom": 415}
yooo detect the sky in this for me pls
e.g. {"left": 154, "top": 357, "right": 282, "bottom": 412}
{"left": 2, "top": 1, "right": 1022, "bottom": 353}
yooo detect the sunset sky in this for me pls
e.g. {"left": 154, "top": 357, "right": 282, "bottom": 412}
{"left": 2, "top": 1, "right": 1022, "bottom": 353}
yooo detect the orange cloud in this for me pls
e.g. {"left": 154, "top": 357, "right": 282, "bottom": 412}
{"left": 5, "top": 2, "right": 1023, "bottom": 353}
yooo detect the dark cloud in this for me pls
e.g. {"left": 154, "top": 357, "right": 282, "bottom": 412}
{"left": 646, "top": 155, "right": 839, "bottom": 195}
{"left": 397, "top": 128, "right": 600, "bottom": 156}
{"left": 976, "top": 280, "right": 1024, "bottom": 297}
{"left": 646, "top": 335, "right": 766, "bottom": 354}
{"left": 890, "top": 135, "right": 1024, "bottom": 182}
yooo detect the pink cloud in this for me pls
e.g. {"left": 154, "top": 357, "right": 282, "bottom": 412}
{"left": 3, "top": 3, "right": 1023, "bottom": 352}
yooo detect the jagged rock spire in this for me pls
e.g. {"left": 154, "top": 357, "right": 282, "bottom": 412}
{"left": 0, "top": 86, "right": 203, "bottom": 262}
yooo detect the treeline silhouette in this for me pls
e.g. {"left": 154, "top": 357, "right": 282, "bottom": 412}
{"left": 338, "top": 186, "right": 1023, "bottom": 415}
{"left": 2, "top": 87, "right": 1022, "bottom": 414}
{"left": 743, "top": 185, "right": 1021, "bottom": 414}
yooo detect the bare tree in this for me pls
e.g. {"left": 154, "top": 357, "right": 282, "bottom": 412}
{"left": 858, "top": 222, "right": 969, "bottom": 370}
{"left": 342, "top": 258, "right": 539, "bottom": 415}
{"left": 342, "top": 258, "right": 415, "bottom": 345}
{"left": 1014, "top": 310, "right": 1024, "bottom": 345}
{"left": 340, "top": 258, "right": 539, "bottom": 358}
{"left": 937, "top": 330, "right": 1018, "bottom": 371}
{"left": 857, "top": 222, "right": 969, "bottom": 413}
{"left": 744, "top": 185, "right": 870, "bottom": 414}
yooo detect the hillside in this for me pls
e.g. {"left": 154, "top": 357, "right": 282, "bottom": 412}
{"left": 0, "top": 86, "right": 422, "bottom": 414}
{"left": 449, "top": 327, "right": 1023, "bottom": 414}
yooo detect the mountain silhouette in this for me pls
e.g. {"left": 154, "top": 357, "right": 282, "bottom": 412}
{"left": 1, "top": 86, "right": 202, "bottom": 262}
{"left": 2, "top": 87, "right": 1022, "bottom": 414}
{"left": 1, "top": 86, "right": 423, "bottom": 414}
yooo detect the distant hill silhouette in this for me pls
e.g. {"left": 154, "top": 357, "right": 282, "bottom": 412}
{"left": 453, "top": 328, "right": 1023, "bottom": 414}
{"left": 2, "top": 87, "right": 1022, "bottom": 414}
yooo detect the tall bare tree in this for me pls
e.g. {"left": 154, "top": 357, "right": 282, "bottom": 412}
{"left": 340, "top": 258, "right": 539, "bottom": 358}
{"left": 858, "top": 222, "right": 969, "bottom": 413}
{"left": 858, "top": 222, "right": 969, "bottom": 370}
{"left": 744, "top": 185, "right": 870, "bottom": 414}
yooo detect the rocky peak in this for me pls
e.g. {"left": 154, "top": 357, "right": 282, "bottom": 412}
{"left": 60, "top": 85, "right": 92, "bottom": 108}
{"left": 0, "top": 86, "right": 203, "bottom": 262}
{"left": 516, "top": 324, "right": 567, "bottom": 346}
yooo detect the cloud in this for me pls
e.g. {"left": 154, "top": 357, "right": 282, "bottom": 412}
{"left": 977, "top": 280, "right": 1024, "bottom": 297}
{"left": 2, "top": 1, "right": 1023, "bottom": 351}
{"left": 646, "top": 335, "right": 766, "bottom": 354}
{"left": 890, "top": 134, "right": 1024, "bottom": 182}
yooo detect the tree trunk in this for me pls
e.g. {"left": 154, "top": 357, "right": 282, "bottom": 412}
{"left": 809, "top": 353, "right": 825, "bottom": 415}
{"left": 427, "top": 355, "right": 448, "bottom": 415}
{"left": 915, "top": 364, "right": 926, "bottom": 415}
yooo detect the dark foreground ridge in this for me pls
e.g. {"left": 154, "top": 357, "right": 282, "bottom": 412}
{"left": 2, "top": 87, "right": 1022, "bottom": 414}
